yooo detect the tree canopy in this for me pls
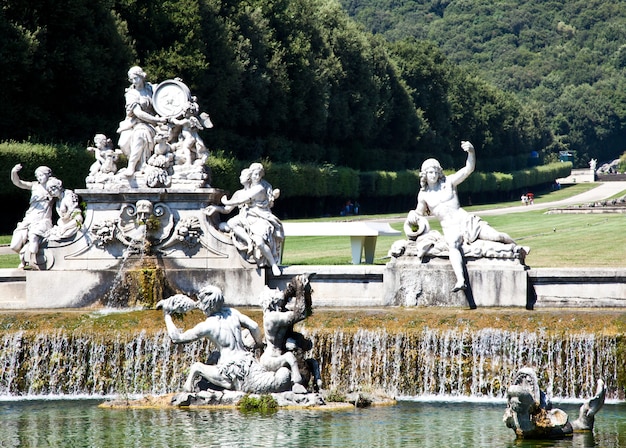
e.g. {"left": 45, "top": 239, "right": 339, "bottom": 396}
{"left": 1, "top": 0, "right": 554, "bottom": 171}
{"left": 340, "top": 0, "right": 626, "bottom": 167}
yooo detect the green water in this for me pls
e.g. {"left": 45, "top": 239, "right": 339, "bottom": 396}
{"left": 0, "top": 399, "right": 624, "bottom": 447}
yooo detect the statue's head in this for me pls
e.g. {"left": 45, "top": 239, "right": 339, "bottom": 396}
{"left": 198, "top": 285, "right": 225, "bottom": 315}
{"left": 249, "top": 162, "right": 265, "bottom": 183}
{"left": 239, "top": 168, "right": 251, "bottom": 186}
{"left": 46, "top": 177, "right": 63, "bottom": 198}
{"left": 419, "top": 158, "right": 444, "bottom": 189}
{"left": 93, "top": 134, "right": 107, "bottom": 147}
{"left": 35, "top": 166, "right": 52, "bottom": 184}
{"left": 135, "top": 200, "right": 154, "bottom": 223}
{"left": 127, "top": 66, "right": 147, "bottom": 82}
{"left": 259, "top": 286, "right": 285, "bottom": 312}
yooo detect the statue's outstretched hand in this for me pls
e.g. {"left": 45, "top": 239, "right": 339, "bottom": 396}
{"left": 461, "top": 141, "right": 474, "bottom": 153}
{"left": 11, "top": 164, "right": 22, "bottom": 173}
{"left": 156, "top": 294, "right": 198, "bottom": 314}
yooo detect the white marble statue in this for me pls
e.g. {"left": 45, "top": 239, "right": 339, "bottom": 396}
{"left": 159, "top": 285, "right": 264, "bottom": 391}
{"left": 205, "top": 163, "right": 284, "bottom": 276}
{"left": 10, "top": 164, "right": 54, "bottom": 269}
{"left": 259, "top": 274, "right": 321, "bottom": 394}
{"left": 45, "top": 177, "right": 83, "bottom": 241}
{"left": 503, "top": 367, "right": 606, "bottom": 439}
{"left": 169, "top": 96, "right": 212, "bottom": 167}
{"left": 145, "top": 125, "right": 175, "bottom": 188}
{"left": 116, "top": 66, "right": 167, "bottom": 177}
{"left": 86, "top": 134, "right": 120, "bottom": 183}
{"left": 158, "top": 276, "right": 318, "bottom": 397}
{"left": 411, "top": 141, "right": 526, "bottom": 291}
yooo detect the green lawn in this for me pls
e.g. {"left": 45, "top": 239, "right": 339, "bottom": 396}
{"left": 1, "top": 183, "right": 624, "bottom": 269}
{"left": 281, "top": 211, "right": 626, "bottom": 268}
{"left": 281, "top": 183, "right": 626, "bottom": 268}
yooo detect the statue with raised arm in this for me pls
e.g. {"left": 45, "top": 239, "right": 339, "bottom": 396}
{"left": 259, "top": 274, "right": 321, "bottom": 394}
{"left": 208, "top": 163, "right": 284, "bottom": 276}
{"left": 413, "top": 141, "right": 523, "bottom": 292}
{"left": 10, "top": 164, "right": 54, "bottom": 269}
{"left": 158, "top": 284, "right": 302, "bottom": 396}
{"left": 116, "top": 66, "right": 167, "bottom": 177}
{"left": 503, "top": 367, "right": 606, "bottom": 439}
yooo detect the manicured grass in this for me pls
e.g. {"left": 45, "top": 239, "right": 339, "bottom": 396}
{"left": 281, "top": 212, "right": 626, "bottom": 267}
{"left": 1, "top": 183, "right": 624, "bottom": 269}
{"left": 281, "top": 183, "right": 626, "bottom": 267}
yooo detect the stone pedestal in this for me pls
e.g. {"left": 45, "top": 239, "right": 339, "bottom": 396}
{"left": 24, "top": 188, "right": 267, "bottom": 307}
{"left": 383, "top": 256, "right": 529, "bottom": 307}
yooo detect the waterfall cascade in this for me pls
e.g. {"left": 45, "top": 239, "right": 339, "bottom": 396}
{"left": 0, "top": 327, "right": 619, "bottom": 400}
{"left": 309, "top": 327, "right": 618, "bottom": 400}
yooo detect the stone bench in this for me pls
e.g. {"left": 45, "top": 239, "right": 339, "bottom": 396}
{"left": 282, "top": 221, "right": 401, "bottom": 264}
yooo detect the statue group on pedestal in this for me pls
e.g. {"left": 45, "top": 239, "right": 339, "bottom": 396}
{"left": 86, "top": 66, "right": 212, "bottom": 188}
{"left": 157, "top": 274, "right": 321, "bottom": 403}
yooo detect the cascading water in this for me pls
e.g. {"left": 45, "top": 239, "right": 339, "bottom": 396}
{"left": 0, "top": 330, "right": 213, "bottom": 397}
{"left": 305, "top": 327, "right": 618, "bottom": 400}
{"left": 0, "top": 326, "right": 619, "bottom": 400}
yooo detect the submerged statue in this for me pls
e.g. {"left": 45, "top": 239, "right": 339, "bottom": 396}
{"left": 390, "top": 141, "right": 529, "bottom": 292}
{"left": 157, "top": 275, "right": 320, "bottom": 404}
{"left": 503, "top": 367, "right": 606, "bottom": 439}
{"left": 205, "top": 162, "right": 284, "bottom": 276}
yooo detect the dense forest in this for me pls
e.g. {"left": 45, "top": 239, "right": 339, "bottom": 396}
{"left": 1, "top": 0, "right": 556, "bottom": 173}
{"left": 340, "top": 0, "right": 626, "bottom": 168}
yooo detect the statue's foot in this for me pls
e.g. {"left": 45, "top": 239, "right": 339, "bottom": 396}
{"left": 271, "top": 264, "right": 282, "bottom": 276}
{"left": 452, "top": 282, "right": 467, "bottom": 292}
{"left": 292, "top": 383, "right": 308, "bottom": 394}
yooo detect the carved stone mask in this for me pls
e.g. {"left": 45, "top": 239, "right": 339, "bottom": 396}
{"left": 136, "top": 200, "right": 154, "bottom": 223}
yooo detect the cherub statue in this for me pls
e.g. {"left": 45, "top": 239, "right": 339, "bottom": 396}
{"left": 170, "top": 97, "right": 212, "bottom": 166}
{"left": 46, "top": 177, "right": 83, "bottom": 241}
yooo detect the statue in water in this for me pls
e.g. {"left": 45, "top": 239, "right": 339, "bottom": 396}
{"left": 503, "top": 367, "right": 606, "bottom": 439}
{"left": 157, "top": 274, "right": 320, "bottom": 403}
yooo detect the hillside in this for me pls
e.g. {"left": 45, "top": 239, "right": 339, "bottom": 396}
{"left": 340, "top": 0, "right": 626, "bottom": 167}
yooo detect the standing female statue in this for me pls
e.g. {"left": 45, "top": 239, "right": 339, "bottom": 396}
{"left": 116, "top": 66, "right": 166, "bottom": 177}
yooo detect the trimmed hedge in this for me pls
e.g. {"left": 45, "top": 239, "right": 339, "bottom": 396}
{"left": 0, "top": 141, "right": 93, "bottom": 195}
{"left": 210, "top": 156, "right": 572, "bottom": 200}
{"left": 3, "top": 140, "right": 571, "bottom": 204}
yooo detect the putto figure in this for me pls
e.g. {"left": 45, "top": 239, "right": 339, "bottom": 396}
{"left": 45, "top": 177, "right": 83, "bottom": 241}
